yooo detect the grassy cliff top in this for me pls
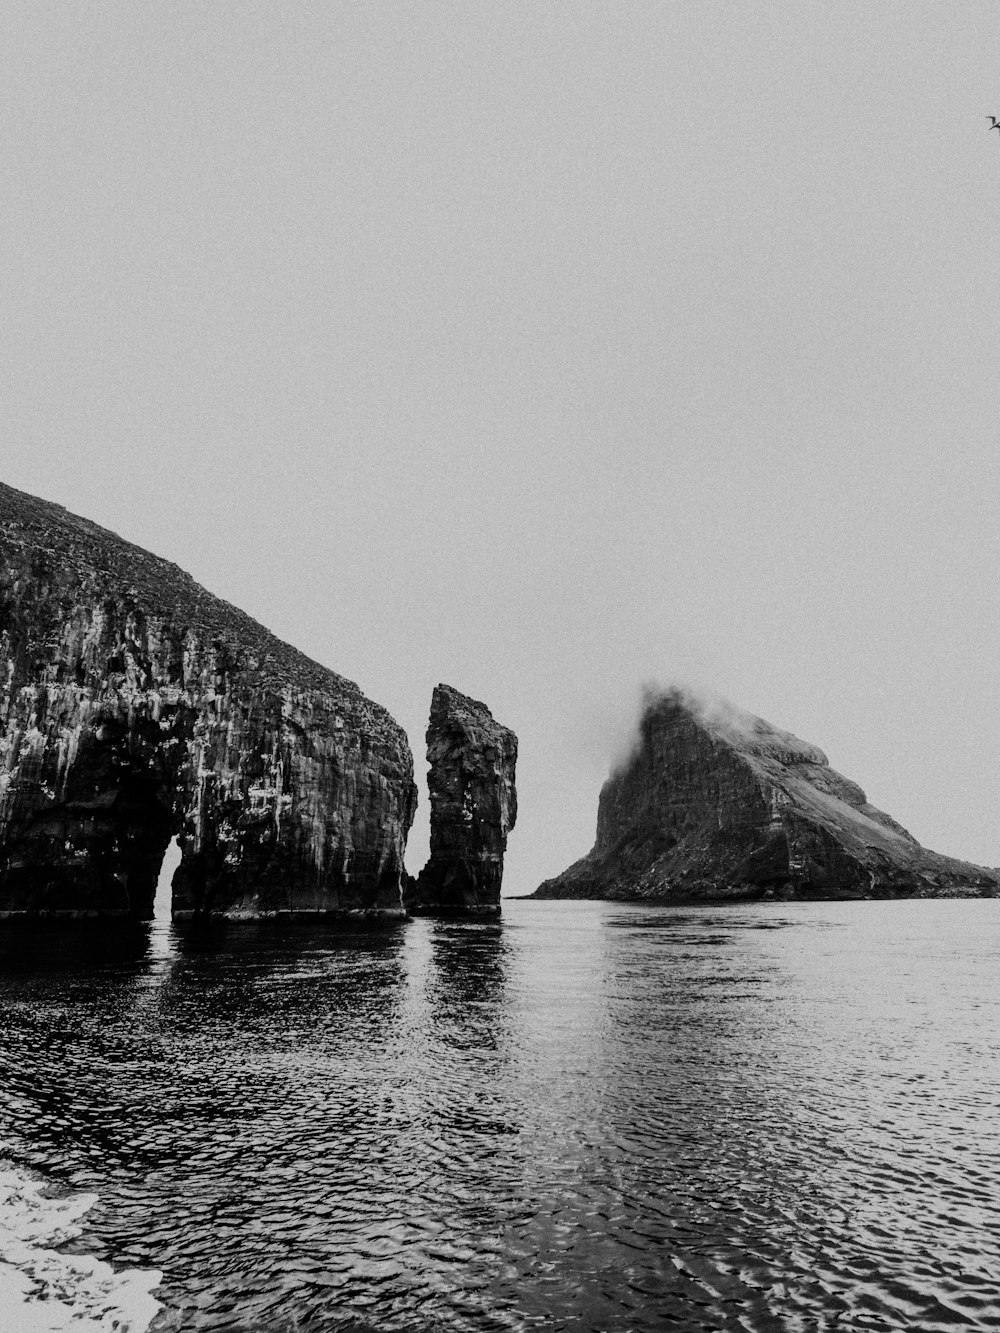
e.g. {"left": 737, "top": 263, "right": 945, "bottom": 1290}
{"left": 0, "top": 480, "right": 380, "bottom": 716}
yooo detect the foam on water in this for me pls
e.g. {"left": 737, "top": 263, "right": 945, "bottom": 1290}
{"left": 0, "top": 1162, "right": 161, "bottom": 1332}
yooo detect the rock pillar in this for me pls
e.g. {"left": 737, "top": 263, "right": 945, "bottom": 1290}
{"left": 406, "top": 684, "right": 517, "bottom": 915}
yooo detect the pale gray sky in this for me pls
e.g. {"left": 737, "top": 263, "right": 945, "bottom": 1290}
{"left": 3, "top": 2, "right": 999, "bottom": 888}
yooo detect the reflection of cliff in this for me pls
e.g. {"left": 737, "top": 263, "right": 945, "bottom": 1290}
{"left": 429, "top": 921, "right": 510, "bottom": 1013}
{"left": 0, "top": 917, "right": 412, "bottom": 1191}
{"left": 423, "top": 920, "right": 517, "bottom": 1140}
{"left": 0, "top": 482, "right": 416, "bottom": 919}
{"left": 406, "top": 685, "right": 517, "bottom": 915}
{"left": 535, "top": 690, "right": 1000, "bottom": 902}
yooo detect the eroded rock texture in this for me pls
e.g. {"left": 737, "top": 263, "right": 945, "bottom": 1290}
{"left": 535, "top": 689, "right": 999, "bottom": 902}
{"left": 0, "top": 482, "right": 417, "bottom": 919}
{"left": 405, "top": 684, "right": 517, "bottom": 915}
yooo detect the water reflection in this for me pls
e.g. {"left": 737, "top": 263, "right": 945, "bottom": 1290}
{"left": 146, "top": 916, "right": 178, "bottom": 964}
{"left": 427, "top": 920, "right": 511, "bottom": 1047}
{"left": 0, "top": 900, "right": 999, "bottom": 1331}
{"left": 0, "top": 919, "right": 154, "bottom": 975}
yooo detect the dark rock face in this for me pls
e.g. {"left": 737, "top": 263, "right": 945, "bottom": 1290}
{"left": 535, "top": 690, "right": 999, "bottom": 902}
{"left": 0, "top": 482, "right": 417, "bottom": 919}
{"left": 405, "top": 684, "right": 517, "bottom": 915}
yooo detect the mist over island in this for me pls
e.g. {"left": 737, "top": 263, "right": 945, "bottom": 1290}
{"left": 535, "top": 687, "right": 999, "bottom": 904}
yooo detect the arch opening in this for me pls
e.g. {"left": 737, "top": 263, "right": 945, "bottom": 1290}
{"left": 154, "top": 837, "right": 183, "bottom": 921}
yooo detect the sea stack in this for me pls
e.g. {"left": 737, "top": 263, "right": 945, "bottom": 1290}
{"left": 0, "top": 482, "right": 417, "bottom": 919}
{"left": 406, "top": 684, "right": 517, "bottom": 915}
{"left": 534, "top": 689, "right": 999, "bottom": 902}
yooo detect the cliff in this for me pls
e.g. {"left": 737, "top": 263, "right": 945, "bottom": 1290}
{"left": 534, "top": 690, "right": 999, "bottom": 902}
{"left": 0, "top": 482, "right": 417, "bottom": 918}
{"left": 405, "top": 684, "right": 517, "bottom": 915}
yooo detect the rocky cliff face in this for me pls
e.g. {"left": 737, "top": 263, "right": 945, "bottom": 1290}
{"left": 0, "top": 482, "right": 417, "bottom": 919}
{"left": 535, "top": 690, "right": 999, "bottom": 902}
{"left": 405, "top": 684, "right": 517, "bottom": 915}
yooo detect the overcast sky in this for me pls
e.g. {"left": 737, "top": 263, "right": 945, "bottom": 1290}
{"left": 3, "top": 2, "right": 999, "bottom": 889}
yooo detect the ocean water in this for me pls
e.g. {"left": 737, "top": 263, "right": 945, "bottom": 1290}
{"left": 0, "top": 897, "right": 999, "bottom": 1332}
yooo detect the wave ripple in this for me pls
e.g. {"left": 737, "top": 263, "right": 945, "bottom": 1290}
{"left": 0, "top": 900, "right": 998, "bottom": 1331}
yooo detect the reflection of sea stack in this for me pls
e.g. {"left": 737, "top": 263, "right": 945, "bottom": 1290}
{"left": 535, "top": 689, "right": 999, "bottom": 903}
{"left": 405, "top": 684, "right": 517, "bottom": 916}
{"left": 0, "top": 481, "right": 417, "bottom": 919}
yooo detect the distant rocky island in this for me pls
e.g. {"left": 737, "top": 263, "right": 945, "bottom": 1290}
{"left": 0, "top": 482, "right": 516, "bottom": 919}
{"left": 534, "top": 689, "right": 999, "bottom": 902}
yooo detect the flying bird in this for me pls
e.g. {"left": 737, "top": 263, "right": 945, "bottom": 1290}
{"left": 988, "top": 116, "right": 1000, "bottom": 133}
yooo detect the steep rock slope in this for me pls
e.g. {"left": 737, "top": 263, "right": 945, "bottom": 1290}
{"left": 0, "top": 482, "right": 417, "bottom": 918}
{"left": 535, "top": 690, "right": 998, "bottom": 902}
{"left": 405, "top": 684, "right": 517, "bottom": 914}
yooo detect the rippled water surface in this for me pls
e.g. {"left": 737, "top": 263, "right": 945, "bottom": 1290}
{"left": 1, "top": 898, "right": 1000, "bottom": 1331}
